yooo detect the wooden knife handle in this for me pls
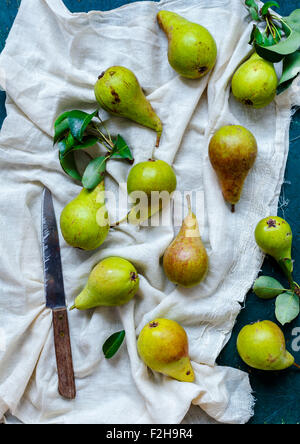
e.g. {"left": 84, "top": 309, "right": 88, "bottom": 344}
{"left": 52, "top": 308, "right": 76, "bottom": 400}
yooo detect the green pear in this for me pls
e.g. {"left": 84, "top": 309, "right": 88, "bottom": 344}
{"left": 127, "top": 159, "right": 177, "bottom": 196}
{"left": 209, "top": 125, "right": 257, "bottom": 212}
{"left": 163, "top": 195, "right": 208, "bottom": 287}
{"left": 231, "top": 52, "right": 278, "bottom": 108}
{"left": 95, "top": 66, "right": 162, "bottom": 146}
{"left": 237, "top": 320, "right": 295, "bottom": 371}
{"left": 137, "top": 318, "right": 195, "bottom": 382}
{"left": 255, "top": 216, "right": 293, "bottom": 281}
{"left": 71, "top": 257, "right": 139, "bottom": 310}
{"left": 60, "top": 181, "right": 109, "bottom": 251}
{"left": 125, "top": 159, "right": 177, "bottom": 224}
{"left": 157, "top": 11, "right": 217, "bottom": 79}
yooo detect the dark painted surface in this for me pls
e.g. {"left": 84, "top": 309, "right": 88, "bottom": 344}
{"left": 0, "top": 0, "right": 299, "bottom": 424}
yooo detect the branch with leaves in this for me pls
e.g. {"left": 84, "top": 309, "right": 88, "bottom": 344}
{"left": 245, "top": 1, "right": 300, "bottom": 93}
{"left": 53, "top": 109, "right": 134, "bottom": 190}
{"left": 253, "top": 274, "right": 300, "bottom": 326}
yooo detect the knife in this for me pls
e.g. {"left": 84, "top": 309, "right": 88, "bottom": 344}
{"left": 41, "top": 187, "right": 76, "bottom": 400}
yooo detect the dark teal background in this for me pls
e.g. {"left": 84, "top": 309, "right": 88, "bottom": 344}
{"left": 0, "top": 0, "right": 299, "bottom": 425}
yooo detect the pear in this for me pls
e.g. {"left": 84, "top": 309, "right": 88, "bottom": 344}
{"left": 255, "top": 216, "right": 293, "bottom": 281}
{"left": 208, "top": 125, "right": 257, "bottom": 212}
{"left": 71, "top": 257, "right": 139, "bottom": 310}
{"left": 95, "top": 66, "right": 162, "bottom": 146}
{"left": 137, "top": 318, "right": 195, "bottom": 382}
{"left": 237, "top": 320, "right": 295, "bottom": 371}
{"left": 163, "top": 195, "right": 208, "bottom": 287}
{"left": 127, "top": 159, "right": 177, "bottom": 196}
{"left": 231, "top": 52, "right": 278, "bottom": 108}
{"left": 157, "top": 11, "right": 217, "bottom": 79}
{"left": 60, "top": 181, "right": 109, "bottom": 250}
{"left": 125, "top": 159, "right": 177, "bottom": 224}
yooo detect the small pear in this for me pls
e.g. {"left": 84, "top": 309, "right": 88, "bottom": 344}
{"left": 209, "top": 125, "right": 257, "bottom": 212}
{"left": 60, "top": 181, "right": 109, "bottom": 250}
{"left": 71, "top": 257, "right": 139, "bottom": 310}
{"left": 231, "top": 52, "right": 278, "bottom": 108}
{"left": 157, "top": 11, "right": 217, "bottom": 79}
{"left": 255, "top": 216, "right": 293, "bottom": 280}
{"left": 125, "top": 159, "right": 177, "bottom": 224}
{"left": 237, "top": 320, "right": 295, "bottom": 371}
{"left": 95, "top": 66, "right": 162, "bottom": 146}
{"left": 163, "top": 195, "right": 208, "bottom": 287}
{"left": 137, "top": 318, "right": 195, "bottom": 382}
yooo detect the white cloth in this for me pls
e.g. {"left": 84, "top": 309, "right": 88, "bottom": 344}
{"left": 0, "top": 0, "right": 298, "bottom": 425}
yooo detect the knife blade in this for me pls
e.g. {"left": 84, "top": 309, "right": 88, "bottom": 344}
{"left": 42, "top": 187, "right": 76, "bottom": 400}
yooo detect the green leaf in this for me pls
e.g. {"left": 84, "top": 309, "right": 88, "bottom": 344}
{"left": 278, "top": 50, "right": 300, "bottom": 87}
{"left": 245, "top": 0, "right": 260, "bottom": 20}
{"left": 261, "top": 1, "right": 280, "bottom": 17}
{"left": 277, "top": 78, "right": 295, "bottom": 95}
{"left": 68, "top": 110, "right": 98, "bottom": 142}
{"left": 275, "top": 291, "right": 300, "bottom": 325}
{"left": 59, "top": 151, "right": 82, "bottom": 182}
{"left": 256, "top": 10, "right": 300, "bottom": 58}
{"left": 254, "top": 43, "right": 285, "bottom": 62}
{"left": 284, "top": 9, "right": 300, "bottom": 33}
{"left": 54, "top": 111, "right": 71, "bottom": 145}
{"left": 58, "top": 132, "right": 77, "bottom": 158}
{"left": 111, "top": 135, "right": 134, "bottom": 163}
{"left": 102, "top": 330, "right": 126, "bottom": 359}
{"left": 55, "top": 111, "right": 71, "bottom": 127}
{"left": 82, "top": 156, "right": 107, "bottom": 190}
{"left": 249, "top": 25, "right": 263, "bottom": 45}
{"left": 253, "top": 276, "right": 285, "bottom": 299}
{"left": 61, "top": 136, "right": 98, "bottom": 159}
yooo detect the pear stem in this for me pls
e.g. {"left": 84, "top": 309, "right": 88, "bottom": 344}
{"left": 110, "top": 213, "right": 129, "bottom": 228}
{"left": 231, "top": 204, "right": 235, "bottom": 213}
{"left": 186, "top": 194, "right": 192, "bottom": 216}
{"left": 155, "top": 132, "right": 161, "bottom": 148}
{"left": 69, "top": 305, "right": 76, "bottom": 311}
{"left": 293, "top": 362, "right": 300, "bottom": 370}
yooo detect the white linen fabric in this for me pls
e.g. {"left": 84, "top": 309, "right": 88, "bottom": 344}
{"left": 0, "top": 0, "right": 298, "bottom": 425}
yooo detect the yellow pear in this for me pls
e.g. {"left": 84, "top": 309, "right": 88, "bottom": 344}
{"left": 237, "top": 321, "right": 295, "bottom": 371}
{"left": 137, "top": 318, "right": 195, "bottom": 382}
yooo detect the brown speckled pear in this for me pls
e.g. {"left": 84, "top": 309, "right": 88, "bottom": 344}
{"left": 94, "top": 66, "right": 162, "bottom": 146}
{"left": 163, "top": 195, "right": 208, "bottom": 287}
{"left": 137, "top": 318, "right": 195, "bottom": 382}
{"left": 209, "top": 125, "right": 257, "bottom": 212}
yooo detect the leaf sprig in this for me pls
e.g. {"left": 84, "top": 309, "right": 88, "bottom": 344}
{"left": 53, "top": 110, "right": 134, "bottom": 189}
{"left": 245, "top": 1, "right": 300, "bottom": 93}
{"left": 253, "top": 275, "right": 300, "bottom": 325}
